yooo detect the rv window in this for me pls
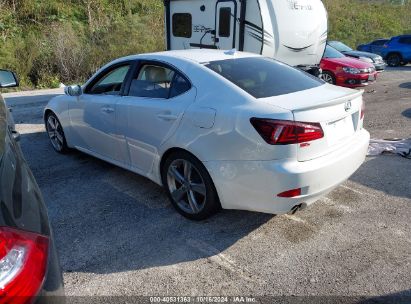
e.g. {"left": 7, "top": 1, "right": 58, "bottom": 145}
{"left": 219, "top": 7, "right": 231, "bottom": 37}
{"left": 172, "top": 13, "right": 192, "bottom": 38}
{"left": 206, "top": 57, "right": 324, "bottom": 99}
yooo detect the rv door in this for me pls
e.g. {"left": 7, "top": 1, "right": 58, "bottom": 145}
{"left": 215, "top": 1, "right": 237, "bottom": 50}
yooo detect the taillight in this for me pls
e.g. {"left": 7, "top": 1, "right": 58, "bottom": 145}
{"left": 250, "top": 118, "right": 324, "bottom": 145}
{"left": 361, "top": 101, "right": 365, "bottom": 119}
{"left": 0, "top": 227, "right": 49, "bottom": 304}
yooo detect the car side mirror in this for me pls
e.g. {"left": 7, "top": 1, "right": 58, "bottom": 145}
{"left": 64, "top": 85, "right": 83, "bottom": 96}
{"left": 0, "top": 70, "right": 19, "bottom": 88}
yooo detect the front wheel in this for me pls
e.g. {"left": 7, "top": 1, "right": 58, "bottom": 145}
{"left": 162, "top": 151, "right": 221, "bottom": 220}
{"left": 386, "top": 53, "right": 401, "bottom": 67}
{"left": 45, "top": 112, "right": 69, "bottom": 153}
{"left": 321, "top": 71, "right": 336, "bottom": 85}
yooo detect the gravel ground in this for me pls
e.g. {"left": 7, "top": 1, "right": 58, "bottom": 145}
{"left": 3, "top": 67, "right": 411, "bottom": 302}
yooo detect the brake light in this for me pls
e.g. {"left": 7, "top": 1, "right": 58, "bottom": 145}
{"left": 250, "top": 118, "right": 324, "bottom": 145}
{"left": 361, "top": 101, "right": 365, "bottom": 119}
{"left": 0, "top": 227, "right": 49, "bottom": 304}
{"left": 278, "top": 188, "right": 302, "bottom": 198}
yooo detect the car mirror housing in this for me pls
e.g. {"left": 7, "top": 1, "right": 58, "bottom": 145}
{"left": 64, "top": 85, "right": 83, "bottom": 96}
{"left": 0, "top": 70, "right": 19, "bottom": 88}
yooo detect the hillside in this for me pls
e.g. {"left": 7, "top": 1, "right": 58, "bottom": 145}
{"left": 0, "top": 0, "right": 410, "bottom": 88}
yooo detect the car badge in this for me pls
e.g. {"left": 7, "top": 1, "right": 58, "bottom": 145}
{"left": 344, "top": 101, "right": 352, "bottom": 112}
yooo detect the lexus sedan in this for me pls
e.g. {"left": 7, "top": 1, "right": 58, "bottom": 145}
{"left": 0, "top": 70, "right": 64, "bottom": 303}
{"left": 321, "top": 46, "right": 378, "bottom": 88}
{"left": 328, "top": 40, "right": 385, "bottom": 71}
{"left": 44, "top": 50, "right": 369, "bottom": 220}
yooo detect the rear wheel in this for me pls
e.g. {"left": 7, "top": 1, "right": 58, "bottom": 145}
{"left": 162, "top": 151, "right": 220, "bottom": 220}
{"left": 45, "top": 112, "right": 69, "bottom": 153}
{"left": 386, "top": 53, "right": 401, "bottom": 67}
{"left": 321, "top": 71, "right": 336, "bottom": 85}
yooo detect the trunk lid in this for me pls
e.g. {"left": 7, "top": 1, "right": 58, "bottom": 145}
{"left": 260, "top": 84, "right": 363, "bottom": 161}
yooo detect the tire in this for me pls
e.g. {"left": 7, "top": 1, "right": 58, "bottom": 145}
{"left": 386, "top": 53, "right": 402, "bottom": 67}
{"left": 161, "top": 150, "right": 221, "bottom": 220}
{"left": 321, "top": 71, "right": 336, "bottom": 85}
{"left": 45, "top": 112, "right": 69, "bottom": 153}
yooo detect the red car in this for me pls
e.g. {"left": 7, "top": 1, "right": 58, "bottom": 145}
{"left": 320, "top": 45, "right": 378, "bottom": 88}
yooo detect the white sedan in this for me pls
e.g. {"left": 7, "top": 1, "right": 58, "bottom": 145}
{"left": 44, "top": 50, "right": 370, "bottom": 220}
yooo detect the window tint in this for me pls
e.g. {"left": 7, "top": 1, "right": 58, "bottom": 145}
{"left": 371, "top": 40, "right": 388, "bottom": 46}
{"left": 219, "top": 7, "right": 231, "bottom": 37}
{"left": 323, "top": 46, "right": 345, "bottom": 58}
{"left": 129, "top": 65, "right": 175, "bottom": 98}
{"left": 88, "top": 65, "right": 130, "bottom": 95}
{"left": 172, "top": 13, "right": 192, "bottom": 38}
{"left": 328, "top": 41, "right": 352, "bottom": 52}
{"left": 169, "top": 74, "right": 191, "bottom": 98}
{"left": 399, "top": 37, "right": 411, "bottom": 44}
{"left": 206, "top": 57, "right": 324, "bottom": 99}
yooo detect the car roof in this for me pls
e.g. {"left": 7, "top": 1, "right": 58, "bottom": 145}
{"left": 113, "top": 49, "right": 260, "bottom": 65}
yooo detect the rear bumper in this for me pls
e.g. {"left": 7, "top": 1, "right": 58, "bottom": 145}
{"left": 204, "top": 129, "right": 370, "bottom": 215}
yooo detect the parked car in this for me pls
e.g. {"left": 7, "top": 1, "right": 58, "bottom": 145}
{"left": 381, "top": 35, "right": 411, "bottom": 67}
{"left": 320, "top": 46, "right": 378, "bottom": 88}
{"left": 0, "top": 70, "right": 64, "bottom": 303}
{"left": 44, "top": 50, "right": 369, "bottom": 220}
{"left": 357, "top": 39, "right": 389, "bottom": 55}
{"left": 328, "top": 40, "right": 385, "bottom": 71}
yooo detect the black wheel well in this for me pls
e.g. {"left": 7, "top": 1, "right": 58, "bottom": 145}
{"left": 44, "top": 109, "right": 54, "bottom": 123}
{"left": 386, "top": 52, "right": 402, "bottom": 59}
{"left": 160, "top": 147, "right": 199, "bottom": 176}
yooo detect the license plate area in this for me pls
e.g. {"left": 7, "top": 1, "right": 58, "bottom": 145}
{"left": 326, "top": 115, "right": 355, "bottom": 146}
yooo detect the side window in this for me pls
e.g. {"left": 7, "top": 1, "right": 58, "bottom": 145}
{"left": 169, "top": 74, "right": 191, "bottom": 98}
{"left": 219, "top": 7, "right": 231, "bottom": 37}
{"left": 398, "top": 37, "right": 411, "bottom": 45}
{"left": 372, "top": 40, "right": 385, "bottom": 46}
{"left": 172, "top": 13, "right": 192, "bottom": 38}
{"left": 129, "top": 65, "right": 175, "bottom": 98}
{"left": 87, "top": 65, "right": 131, "bottom": 95}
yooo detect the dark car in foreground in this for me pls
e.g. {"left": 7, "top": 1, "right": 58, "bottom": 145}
{"left": 381, "top": 35, "right": 411, "bottom": 67}
{"left": 320, "top": 46, "right": 377, "bottom": 88}
{"left": 357, "top": 39, "right": 389, "bottom": 56}
{"left": 328, "top": 40, "right": 386, "bottom": 71}
{"left": 0, "top": 70, "right": 64, "bottom": 303}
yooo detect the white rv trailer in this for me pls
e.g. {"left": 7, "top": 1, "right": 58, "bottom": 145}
{"left": 164, "top": 0, "right": 328, "bottom": 75}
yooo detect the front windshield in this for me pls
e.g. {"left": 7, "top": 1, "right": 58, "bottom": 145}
{"left": 323, "top": 46, "right": 346, "bottom": 59}
{"left": 328, "top": 41, "right": 353, "bottom": 52}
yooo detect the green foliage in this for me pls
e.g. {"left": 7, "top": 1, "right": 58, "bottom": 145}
{"left": 0, "top": 0, "right": 410, "bottom": 88}
{"left": 323, "top": 0, "right": 411, "bottom": 48}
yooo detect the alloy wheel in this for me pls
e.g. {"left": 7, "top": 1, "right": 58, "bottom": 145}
{"left": 322, "top": 73, "right": 334, "bottom": 84}
{"left": 46, "top": 115, "right": 65, "bottom": 152}
{"left": 166, "top": 159, "right": 207, "bottom": 214}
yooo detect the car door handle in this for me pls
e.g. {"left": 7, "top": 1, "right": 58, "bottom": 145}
{"left": 157, "top": 114, "right": 178, "bottom": 121}
{"left": 101, "top": 107, "right": 115, "bottom": 114}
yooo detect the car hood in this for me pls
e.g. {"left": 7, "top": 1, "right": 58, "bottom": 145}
{"left": 342, "top": 50, "right": 380, "bottom": 59}
{"left": 322, "top": 57, "right": 374, "bottom": 69}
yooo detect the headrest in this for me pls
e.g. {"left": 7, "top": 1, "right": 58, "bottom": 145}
{"left": 145, "top": 66, "right": 168, "bottom": 83}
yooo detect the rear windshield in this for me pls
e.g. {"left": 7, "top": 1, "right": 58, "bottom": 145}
{"left": 205, "top": 57, "right": 324, "bottom": 98}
